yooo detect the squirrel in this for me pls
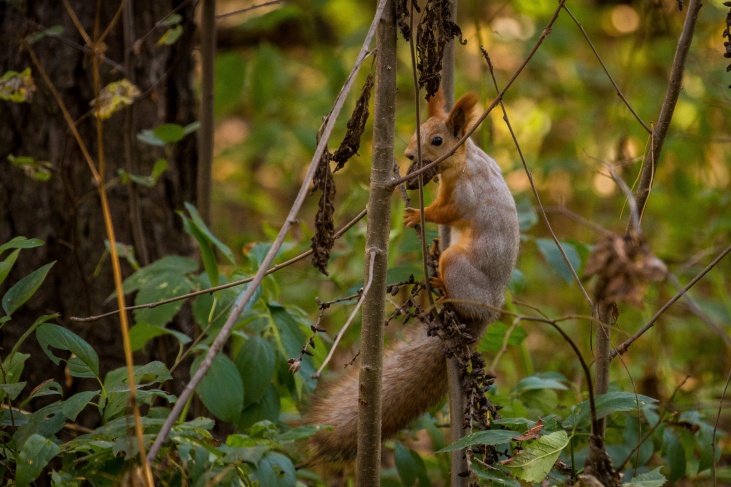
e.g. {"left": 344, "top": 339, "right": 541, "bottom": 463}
{"left": 305, "top": 90, "right": 520, "bottom": 465}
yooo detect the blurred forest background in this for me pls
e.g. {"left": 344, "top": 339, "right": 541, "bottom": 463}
{"left": 212, "top": 0, "right": 731, "bottom": 435}
{"left": 1, "top": 0, "right": 730, "bottom": 484}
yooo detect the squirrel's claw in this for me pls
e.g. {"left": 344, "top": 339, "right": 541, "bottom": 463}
{"left": 403, "top": 208, "right": 422, "bottom": 227}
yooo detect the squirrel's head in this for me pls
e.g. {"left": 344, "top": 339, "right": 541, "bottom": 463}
{"left": 404, "top": 90, "right": 480, "bottom": 172}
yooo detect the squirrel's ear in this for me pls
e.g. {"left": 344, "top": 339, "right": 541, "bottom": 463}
{"left": 446, "top": 92, "right": 479, "bottom": 138}
{"left": 426, "top": 88, "right": 447, "bottom": 117}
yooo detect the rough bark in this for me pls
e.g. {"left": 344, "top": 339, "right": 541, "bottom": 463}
{"left": 0, "top": 1, "right": 197, "bottom": 399}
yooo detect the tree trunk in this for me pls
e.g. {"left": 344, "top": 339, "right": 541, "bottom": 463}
{"left": 0, "top": 1, "right": 197, "bottom": 398}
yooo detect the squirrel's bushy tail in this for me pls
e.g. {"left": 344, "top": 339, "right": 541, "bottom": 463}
{"left": 306, "top": 322, "right": 448, "bottom": 464}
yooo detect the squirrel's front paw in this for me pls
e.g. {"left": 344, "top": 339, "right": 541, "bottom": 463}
{"left": 429, "top": 276, "right": 445, "bottom": 290}
{"left": 403, "top": 208, "right": 422, "bottom": 227}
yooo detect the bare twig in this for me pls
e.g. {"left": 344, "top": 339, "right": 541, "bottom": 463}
{"left": 314, "top": 250, "right": 376, "bottom": 377}
{"left": 482, "top": 47, "right": 593, "bottom": 308}
{"left": 611, "top": 243, "right": 731, "bottom": 358}
{"left": 562, "top": 5, "right": 651, "bottom": 134}
{"left": 216, "top": 1, "right": 283, "bottom": 19}
{"left": 146, "top": 0, "right": 389, "bottom": 462}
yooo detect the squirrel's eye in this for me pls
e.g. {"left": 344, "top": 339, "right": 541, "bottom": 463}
{"left": 431, "top": 136, "right": 443, "bottom": 146}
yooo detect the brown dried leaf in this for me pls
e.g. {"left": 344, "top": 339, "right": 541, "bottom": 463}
{"left": 514, "top": 419, "right": 544, "bottom": 441}
{"left": 310, "top": 151, "right": 336, "bottom": 275}
{"left": 333, "top": 74, "right": 373, "bottom": 171}
{"left": 585, "top": 233, "right": 666, "bottom": 306}
{"left": 416, "top": 0, "right": 466, "bottom": 100}
{"left": 405, "top": 159, "right": 440, "bottom": 190}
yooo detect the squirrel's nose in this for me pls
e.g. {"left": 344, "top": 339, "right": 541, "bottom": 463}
{"left": 405, "top": 151, "right": 415, "bottom": 161}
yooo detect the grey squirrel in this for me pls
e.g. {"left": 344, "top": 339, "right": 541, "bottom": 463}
{"left": 306, "top": 90, "right": 520, "bottom": 464}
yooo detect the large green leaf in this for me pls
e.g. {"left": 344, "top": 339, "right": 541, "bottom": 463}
{"left": 62, "top": 390, "right": 99, "bottom": 421}
{"left": 238, "top": 384, "right": 280, "bottom": 431}
{"left": 562, "top": 392, "right": 657, "bottom": 429}
{"left": 394, "top": 442, "right": 430, "bottom": 487}
{"left": 236, "top": 336, "right": 276, "bottom": 406}
{"left": 15, "top": 434, "right": 60, "bottom": 487}
{"left": 36, "top": 323, "right": 99, "bottom": 379}
{"left": 0, "top": 382, "right": 25, "bottom": 401}
{"left": 192, "top": 353, "right": 244, "bottom": 423}
{"left": 254, "top": 451, "right": 296, "bottom": 487}
{"left": 13, "top": 402, "right": 66, "bottom": 449}
{"left": 478, "top": 321, "right": 527, "bottom": 352}
{"left": 0, "top": 236, "right": 44, "bottom": 254}
{"left": 662, "top": 428, "right": 686, "bottom": 481}
{"left": 471, "top": 464, "right": 521, "bottom": 487}
{"left": 2, "top": 261, "right": 55, "bottom": 316}
{"left": 129, "top": 322, "right": 191, "bottom": 352}
{"left": 184, "top": 202, "right": 235, "bottom": 264}
{"left": 624, "top": 467, "right": 667, "bottom": 487}
{"left": 501, "top": 430, "right": 569, "bottom": 482}
{"left": 535, "top": 238, "right": 581, "bottom": 284}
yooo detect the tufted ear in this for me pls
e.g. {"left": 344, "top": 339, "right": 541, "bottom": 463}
{"left": 426, "top": 88, "right": 447, "bottom": 117}
{"left": 446, "top": 92, "right": 479, "bottom": 138}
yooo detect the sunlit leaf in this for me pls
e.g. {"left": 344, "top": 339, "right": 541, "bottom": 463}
{"left": 624, "top": 467, "right": 667, "bottom": 487}
{"left": 438, "top": 429, "right": 520, "bottom": 453}
{"left": 501, "top": 430, "right": 569, "bottom": 482}
{"left": 7, "top": 154, "right": 52, "bottom": 181}
{"left": 0, "top": 237, "right": 44, "bottom": 254}
{"left": 157, "top": 25, "right": 183, "bottom": 46}
{"left": 0, "top": 68, "right": 36, "bottom": 102}
{"left": 91, "top": 79, "right": 140, "bottom": 119}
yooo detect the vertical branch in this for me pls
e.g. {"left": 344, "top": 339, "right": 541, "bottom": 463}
{"left": 356, "top": 0, "right": 396, "bottom": 483}
{"left": 198, "top": 0, "right": 216, "bottom": 224}
{"left": 592, "top": 304, "right": 612, "bottom": 435}
{"left": 634, "top": 0, "right": 702, "bottom": 219}
{"left": 91, "top": 2, "right": 152, "bottom": 484}
{"left": 122, "top": 0, "right": 149, "bottom": 265}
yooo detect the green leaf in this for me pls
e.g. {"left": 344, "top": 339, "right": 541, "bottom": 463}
{"left": 662, "top": 429, "right": 685, "bottom": 481}
{"left": 129, "top": 322, "right": 191, "bottom": 351}
{"left": 535, "top": 238, "right": 581, "bottom": 284}
{"left": 62, "top": 390, "right": 99, "bottom": 421}
{"left": 501, "top": 430, "right": 569, "bottom": 483}
{"left": 255, "top": 451, "right": 296, "bottom": 487}
{"left": 0, "top": 382, "right": 25, "bottom": 400}
{"left": 153, "top": 123, "right": 185, "bottom": 143}
{"left": 471, "top": 464, "right": 521, "bottom": 487}
{"left": 238, "top": 384, "right": 280, "bottom": 431}
{"left": 624, "top": 467, "right": 667, "bottom": 487}
{"left": 514, "top": 374, "right": 569, "bottom": 392}
{"left": 0, "top": 249, "right": 19, "bottom": 287}
{"left": 160, "top": 13, "right": 182, "bottom": 26}
{"left": 25, "top": 25, "right": 64, "bottom": 45}
{"left": 15, "top": 434, "right": 59, "bottom": 487}
{"left": 192, "top": 353, "right": 244, "bottom": 423}
{"left": 14, "top": 402, "right": 66, "bottom": 449}
{"left": 136, "top": 129, "right": 166, "bottom": 147}
{"left": 104, "top": 361, "right": 172, "bottom": 391}
{"left": 394, "top": 442, "right": 430, "bottom": 487}
{"left": 478, "top": 321, "right": 527, "bottom": 352}
{"left": 0, "top": 236, "right": 44, "bottom": 254}
{"left": 562, "top": 392, "right": 657, "bottom": 430}
{"left": 2, "top": 351, "right": 29, "bottom": 385}
{"left": 122, "top": 255, "right": 197, "bottom": 294}
{"left": 157, "top": 25, "right": 183, "bottom": 46}
{"left": 183, "top": 202, "right": 236, "bottom": 264}
{"left": 438, "top": 429, "right": 520, "bottom": 453}
{"left": 236, "top": 336, "right": 276, "bottom": 406}
{"left": 2, "top": 261, "right": 55, "bottom": 316}
{"left": 36, "top": 323, "right": 99, "bottom": 379}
